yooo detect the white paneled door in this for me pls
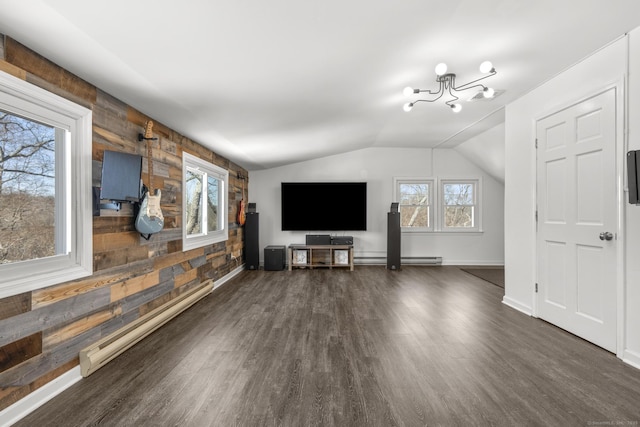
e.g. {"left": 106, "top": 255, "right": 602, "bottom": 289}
{"left": 536, "top": 88, "right": 617, "bottom": 352}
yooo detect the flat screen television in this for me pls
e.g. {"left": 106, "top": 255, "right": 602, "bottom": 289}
{"left": 281, "top": 182, "right": 367, "bottom": 231}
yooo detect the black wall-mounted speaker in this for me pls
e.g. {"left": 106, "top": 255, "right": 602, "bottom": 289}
{"left": 628, "top": 150, "right": 640, "bottom": 205}
{"left": 245, "top": 212, "right": 259, "bottom": 270}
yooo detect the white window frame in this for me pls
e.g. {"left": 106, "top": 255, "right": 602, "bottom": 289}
{"left": 393, "top": 177, "right": 435, "bottom": 232}
{"left": 438, "top": 178, "right": 482, "bottom": 232}
{"left": 0, "top": 71, "right": 93, "bottom": 299}
{"left": 182, "top": 152, "right": 229, "bottom": 250}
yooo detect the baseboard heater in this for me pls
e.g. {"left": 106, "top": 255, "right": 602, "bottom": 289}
{"left": 354, "top": 256, "right": 442, "bottom": 265}
{"left": 79, "top": 280, "right": 214, "bottom": 377}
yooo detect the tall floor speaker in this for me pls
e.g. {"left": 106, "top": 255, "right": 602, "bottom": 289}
{"left": 245, "top": 211, "right": 259, "bottom": 270}
{"left": 387, "top": 211, "right": 401, "bottom": 270}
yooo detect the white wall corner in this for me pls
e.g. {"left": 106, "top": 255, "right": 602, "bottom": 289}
{"left": 502, "top": 296, "right": 533, "bottom": 316}
{"left": 622, "top": 349, "right": 640, "bottom": 370}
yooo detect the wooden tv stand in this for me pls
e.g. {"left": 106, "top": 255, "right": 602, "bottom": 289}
{"left": 288, "top": 244, "right": 354, "bottom": 271}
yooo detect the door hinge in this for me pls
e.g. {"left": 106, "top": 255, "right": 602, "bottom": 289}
{"left": 535, "top": 138, "right": 538, "bottom": 149}
{"left": 535, "top": 283, "right": 538, "bottom": 293}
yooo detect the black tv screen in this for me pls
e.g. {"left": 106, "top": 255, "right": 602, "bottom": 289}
{"left": 281, "top": 182, "right": 367, "bottom": 231}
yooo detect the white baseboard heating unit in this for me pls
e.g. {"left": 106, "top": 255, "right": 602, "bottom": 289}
{"left": 79, "top": 280, "right": 214, "bottom": 377}
{"left": 354, "top": 256, "right": 442, "bottom": 265}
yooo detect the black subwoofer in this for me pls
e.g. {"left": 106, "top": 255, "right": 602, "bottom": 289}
{"left": 264, "top": 245, "right": 286, "bottom": 271}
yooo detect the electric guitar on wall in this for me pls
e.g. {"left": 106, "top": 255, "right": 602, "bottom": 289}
{"left": 237, "top": 174, "right": 246, "bottom": 226}
{"left": 135, "top": 120, "right": 164, "bottom": 239}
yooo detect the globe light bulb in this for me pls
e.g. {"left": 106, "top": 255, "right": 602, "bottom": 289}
{"left": 403, "top": 86, "right": 415, "bottom": 97}
{"left": 403, "top": 102, "right": 413, "bottom": 112}
{"left": 450, "top": 103, "right": 462, "bottom": 113}
{"left": 435, "top": 63, "right": 448, "bottom": 76}
{"left": 483, "top": 87, "right": 495, "bottom": 98}
{"left": 479, "top": 61, "right": 494, "bottom": 74}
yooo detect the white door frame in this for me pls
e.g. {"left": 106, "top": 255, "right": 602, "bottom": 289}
{"left": 533, "top": 80, "right": 626, "bottom": 358}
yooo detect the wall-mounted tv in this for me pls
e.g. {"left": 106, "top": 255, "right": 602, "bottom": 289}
{"left": 281, "top": 182, "right": 367, "bottom": 231}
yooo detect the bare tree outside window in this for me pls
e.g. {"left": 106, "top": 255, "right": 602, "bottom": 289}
{"left": 185, "top": 170, "right": 203, "bottom": 235}
{"left": 185, "top": 169, "right": 220, "bottom": 236}
{"left": 0, "top": 111, "right": 56, "bottom": 264}
{"left": 399, "top": 182, "right": 430, "bottom": 228}
{"left": 206, "top": 175, "right": 219, "bottom": 232}
{"left": 443, "top": 182, "right": 474, "bottom": 228}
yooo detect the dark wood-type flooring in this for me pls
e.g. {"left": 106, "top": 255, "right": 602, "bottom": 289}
{"left": 460, "top": 267, "right": 505, "bottom": 288}
{"left": 14, "top": 266, "right": 640, "bottom": 426}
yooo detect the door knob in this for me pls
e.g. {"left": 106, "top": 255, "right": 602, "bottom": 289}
{"left": 599, "top": 232, "right": 614, "bottom": 241}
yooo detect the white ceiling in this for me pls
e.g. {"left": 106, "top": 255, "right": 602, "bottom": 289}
{"left": 1, "top": 1, "right": 640, "bottom": 171}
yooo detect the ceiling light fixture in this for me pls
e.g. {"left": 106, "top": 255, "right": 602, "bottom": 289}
{"left": 403, "top": 61, "right": 497, "bottom": 113}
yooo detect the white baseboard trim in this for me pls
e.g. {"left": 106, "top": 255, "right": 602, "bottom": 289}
{"left": 213, "top": 264, "right": 244, "bottom": 290}
{"left": 442, "top": 260, "right": 505, "bottom": 266}
{"left": 622, "top": 349, "right": 640, "bottom": 370}
{"left": 0, "top": 366, "right": 81, "bottom": 427}
{"left": 502, "top": 296, "right": 532, "bottom": 316}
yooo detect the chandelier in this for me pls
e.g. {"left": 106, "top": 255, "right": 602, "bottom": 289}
{"left": 403, "top": 61, "right": 497, "bottom": 113}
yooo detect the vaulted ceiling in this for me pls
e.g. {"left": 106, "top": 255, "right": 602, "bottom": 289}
{"left": 2, "top": 0, "right": 640, "bottom": 170}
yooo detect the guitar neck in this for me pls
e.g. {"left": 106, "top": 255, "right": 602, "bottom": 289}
{"left": 147, "top": 137, "right": 154, "bottom": 193}
{"left": 144, "top": 121, "right": 154, "bottom": 193}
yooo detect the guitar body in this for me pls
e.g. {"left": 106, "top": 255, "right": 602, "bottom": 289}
{"left": 237, "top": 199, "right": 246, "bottom": 226}
{"left": 237, "top": 174, "right": 247, "bottom": 226}
{"left": 135, "top": 189, "right": 164, "bottom": 235}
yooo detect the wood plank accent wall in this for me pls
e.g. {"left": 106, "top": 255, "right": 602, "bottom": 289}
{"left": 0, "top": 36, "right": 248, "bottom": 412}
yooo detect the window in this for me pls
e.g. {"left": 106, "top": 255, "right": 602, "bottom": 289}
{"left": 440, "top": 179, "right": 480, "bottom": 231}
{"left": 0, "top": 71, "right": 93, "bottom": 298}
{"left": 182, "top": 152, "right": 228, "bottom": 250}
{"left": 394, "top": 178, "right": 434, "bottom": 231}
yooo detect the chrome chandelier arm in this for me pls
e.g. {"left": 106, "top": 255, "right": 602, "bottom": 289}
{"left": 402, "top": 61, "right": 497, "bottom": 112}
{"left": 453, "top": 69, "right": 496, "bottom": 91}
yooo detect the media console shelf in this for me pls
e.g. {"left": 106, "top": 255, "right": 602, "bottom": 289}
{"left": 288, "top": 244, "right": 354, "bottom": 271}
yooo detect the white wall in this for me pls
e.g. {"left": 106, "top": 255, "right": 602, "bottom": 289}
{"left": 625, "top": 27, "right": 640, "bottom": 367}
{"left": 504, "top": 32, "right": 640, "bottom": 368}
{"left": 249, "top": 146, "right": 504, "bottom": 266}
{"left": 455, "top": 123, "right": 505, "bottom": 184}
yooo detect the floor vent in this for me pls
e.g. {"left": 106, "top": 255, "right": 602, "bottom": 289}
{"left": 79, "top": 280, "right": 213, "bottom": 377}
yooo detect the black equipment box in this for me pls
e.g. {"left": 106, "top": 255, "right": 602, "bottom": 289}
{"left": 306, "top": 234, "right": 331, "bottom": 245}
{"left": 264, "top": 245, "right": 286, "bottom": 271}
{"left": 331, "top": 236, "right": 353, "bottom": 245}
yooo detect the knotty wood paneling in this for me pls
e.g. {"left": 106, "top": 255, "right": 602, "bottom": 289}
{"left": 0, "top": 288, "right": 112, "bottom": 348}
{"left": 0, "top": 333, "right": 42, "bottom": 371}
{"left": 110, "top": 271, "right": 161, "bottom": 302}
{"left": 5, "top": 38, "right": 97, "bottom": 105}
{"left": 0, "top": 59, "right": 26, "bottom": 80}
{"left": 0, "top": 292, "right": 30, "bottom": 320}
{"left": 0, "top": 36, "right": 247, "bottom": 413}
{"left": 93, "top": 231, "right": 142, "bottom": 253}
{"left": 43, "top": 307, "right": 122, "bottom": 350}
